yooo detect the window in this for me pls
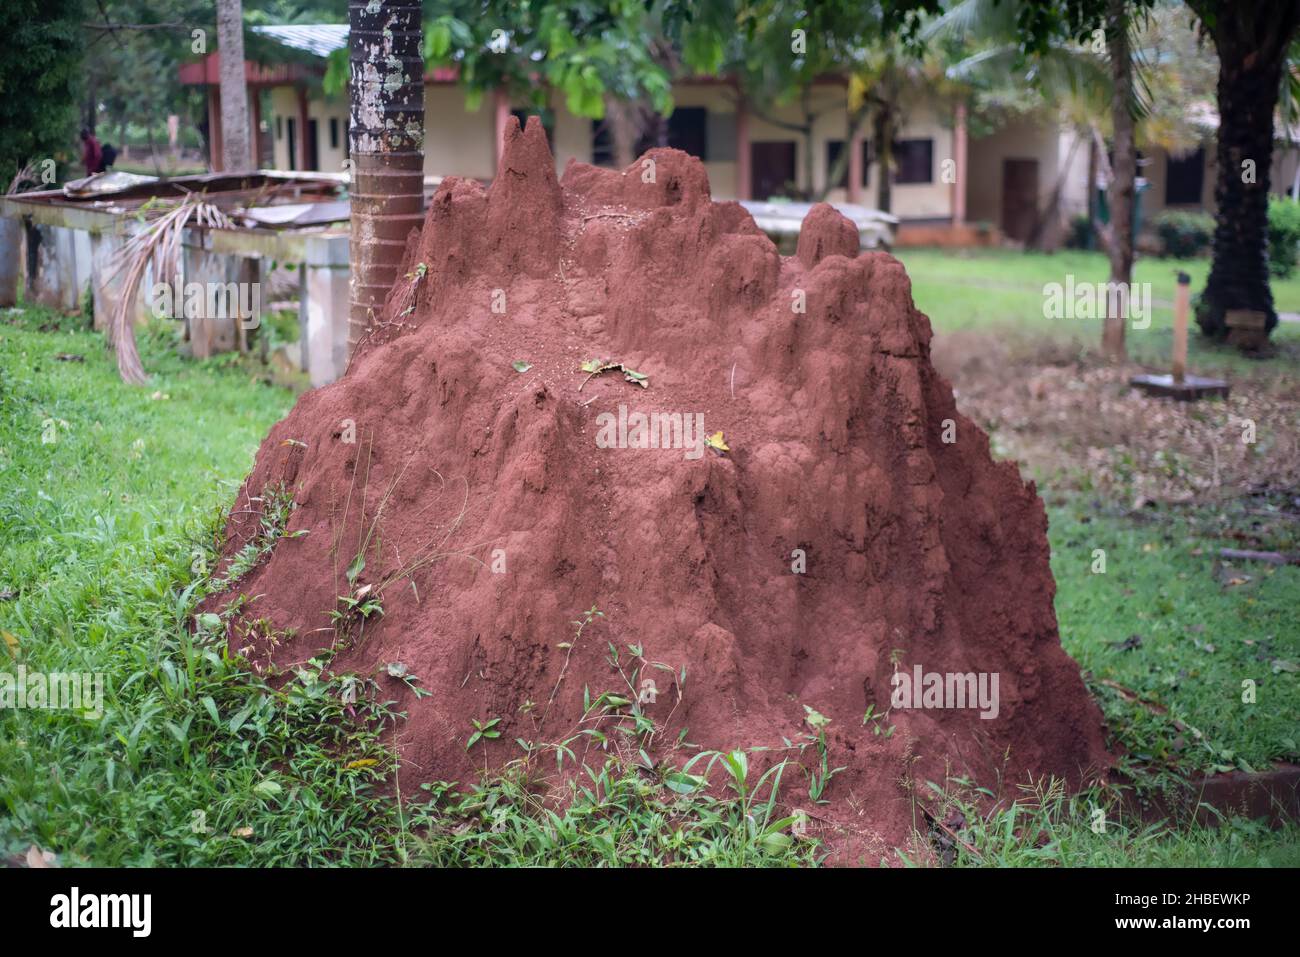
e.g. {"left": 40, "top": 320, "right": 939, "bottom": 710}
{"left": 827, "top": 140, "right": 847, "bottom": 189}
{"left": 894, "top": 139, "right": 933, "bottom": 184}
{"left": 329, "top": 117, "right": 339, "bottom": 150}
{"left": 1165, "top": 147, "right": 1205, "bottom": 205}
{"left": 276, "top": 116, "right": 282, "bottom": 140}
{"left": 666, "top": 107, "right": 707, "bottom": 160}
{"left": 591, "top": 119, "right": 615, "bottom": 166}
{"left": 827, "top": 140, "right": 874, "bottom": 190}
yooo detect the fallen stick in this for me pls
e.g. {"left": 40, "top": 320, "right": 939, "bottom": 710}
{"left": 1218, "top": 548, "right": 1300, "bottom": 566}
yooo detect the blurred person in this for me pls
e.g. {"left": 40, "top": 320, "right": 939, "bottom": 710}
{"left": 79, "top": 128, "right": 104, "bottom": 175}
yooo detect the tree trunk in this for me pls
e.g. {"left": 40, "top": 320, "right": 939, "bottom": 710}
{"left": 1028, "top": 132, "right": 1084, "bottom": 250}
{"left": 216, "top": 0, "right": 251, "bottom": 170}
{"left": 348, "top": 0, "right": 425, "bottom": 354}
{"left": 814, "top": 104, "right": 870, "bottom": 203}
{"left": 1190, "top": 0, "right": 1300, "bottom": 342}
{"left": 604, "top": 97, "right": 642, "bottom": 166}
{"left": 1086, "top": 132, "right": 1098, "bottom": 245}
{"left": 1103, "top": 0, "right": 1135, "bottom": 360}
{"left": 874, "top": 106, "right": 894, "bottom": 214}
{"left": 800, "top": 87, "right": 816, "bottom": 200}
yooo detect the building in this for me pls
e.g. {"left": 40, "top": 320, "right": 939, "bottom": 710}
{"left": 181, "top": 24, "right": 1102, "bottom": 247}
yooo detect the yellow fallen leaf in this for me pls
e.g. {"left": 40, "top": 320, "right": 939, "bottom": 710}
{"left": 345, "top": 758, "right": 379, "bottom": 770}
{"left": 1, "top": 630, "right": 19, "bottom": 659}
{"left": 231, "top": 827, "right": 254, "bottom": 839}
{"left": 705, "top": 431, "right": 730, "bottom": 454}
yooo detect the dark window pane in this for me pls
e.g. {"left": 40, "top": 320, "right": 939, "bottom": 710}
{"left": 591, "top": 119, "right": 615, "bottom": 166}
{"left": 894, "top": 139, "right": 933, "bottom": 184}
{"left": 1165, "top": 147, "right": 1205, "bottom": 205}
{"left": 667, "top": 107, "right": 707, "bottom": 160}
{"left": 827, "top": 139, "right": 847, "bottom": 189}
{"left": 329, "top": 118, "right": 339, "bottom": 150}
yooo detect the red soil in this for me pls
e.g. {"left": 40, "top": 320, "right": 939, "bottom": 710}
{"left": 204, "top": 117, "right": 1109, "bottom": 861}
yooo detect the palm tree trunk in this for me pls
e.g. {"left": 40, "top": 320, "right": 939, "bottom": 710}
{"left": 1103, "top": 0, "right": 1135, "bottom": 359}
{"left": 1190, "top": 0, "right": 1300, "bottom": 342}
{"left": 216, "top": 0, "right": 251, "bottom": 170}
{"left": 348, "top": 0, "right": 425, "bottom": 354}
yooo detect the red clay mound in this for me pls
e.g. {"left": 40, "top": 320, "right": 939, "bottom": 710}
{"left": 204, "top": 117, "right": 1109, "bottom": 859}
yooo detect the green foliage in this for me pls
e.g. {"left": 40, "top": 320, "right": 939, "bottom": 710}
{"left": 1065, "top": 213, "right": 1093, "bottom": 250}
{"left": 0, "top": 307, "right": 405, "bottom": 865}
{"left": 415, "top": 2, "right": 678, "bottom": 119}
{"left": 0, "top": 0, "right": 85, "bottom": 185}
{"left": 1153, "top": 210, "right": 1215, "bottom": 259}
{"left": 1267, "top": 197, "right": 1300, "bottom": 278}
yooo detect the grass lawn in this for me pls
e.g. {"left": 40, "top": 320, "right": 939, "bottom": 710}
{"left": 896, "top": 246, "right": 1300, "bottom": 377}
{"left": 1, "top": 290, "right": 1296, "bottom": 867}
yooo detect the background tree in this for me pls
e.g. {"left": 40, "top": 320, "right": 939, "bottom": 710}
{"left": 1186, "top": 0, "right": 1300, "bottom": 343}
{"left": 327, "top": 0, "right": 679, "bottom": 150}
{"left": 1102, "top": 0, "right": 1138, "bottom": 357}
{"left": 706, "top": 0, "right": 887, "bottom": 201}
{"left": 0, "top": 0, "right": 86, "bottom": 187}
{"left": 851, "top": 38, "right": 956, "bottom": 211}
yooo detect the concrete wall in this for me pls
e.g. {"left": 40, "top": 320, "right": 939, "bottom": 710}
{"left": 269, "top": 86, "right": 297, "bottom": 171}
{"left": 965, "top": 116, "right": 1080, "bottom": 241}
{"left": 311, "top": 96, "right": 350, "bottom": 175}
{"left": 423, "top": 85, "right": 496, "bottom": 179}
{"left": 26, "top": 224, "right": 93, "bottom": 312}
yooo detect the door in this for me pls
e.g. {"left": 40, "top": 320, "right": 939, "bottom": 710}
{"left": 751, "top": 141, "right": 797, "bottom": 201}
{"left": 306, "top": 119, "right": 319, "bottom": 171}
{"left": 1001, "top": 159, "right": 1039, "bottom": 242}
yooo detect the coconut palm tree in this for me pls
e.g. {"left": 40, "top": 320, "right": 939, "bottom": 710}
{"left": 1186, "top": 0, "right": 1300, "bottom": 344}
{"left": 347, "top": 0, "right": 425, "bottom": 354}
{"left": 215, "top": 0, "right": 251, "bottom": 170}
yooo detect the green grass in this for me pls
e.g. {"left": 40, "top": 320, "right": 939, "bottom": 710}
{"left": 0, "top": 300, "right": 1295, "bottom": 867}
{"left": 1050, "top": 502, "right": 1299, "bottom": 776}
{"left": 919, "top": 775, "right": 1300, "bottom": 868}
{"left": 897, "top": 246, "right": 1300, "bottom": 376}
{"left": 0, "top": 307, "right": 410, "bottom": 865}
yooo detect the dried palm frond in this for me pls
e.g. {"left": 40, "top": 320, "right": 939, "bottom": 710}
{"left": 6, "top": 162, "right": 39, "bottom": 195}
{"left": 106, "top": 192, "right": 234, "bottom": 385}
